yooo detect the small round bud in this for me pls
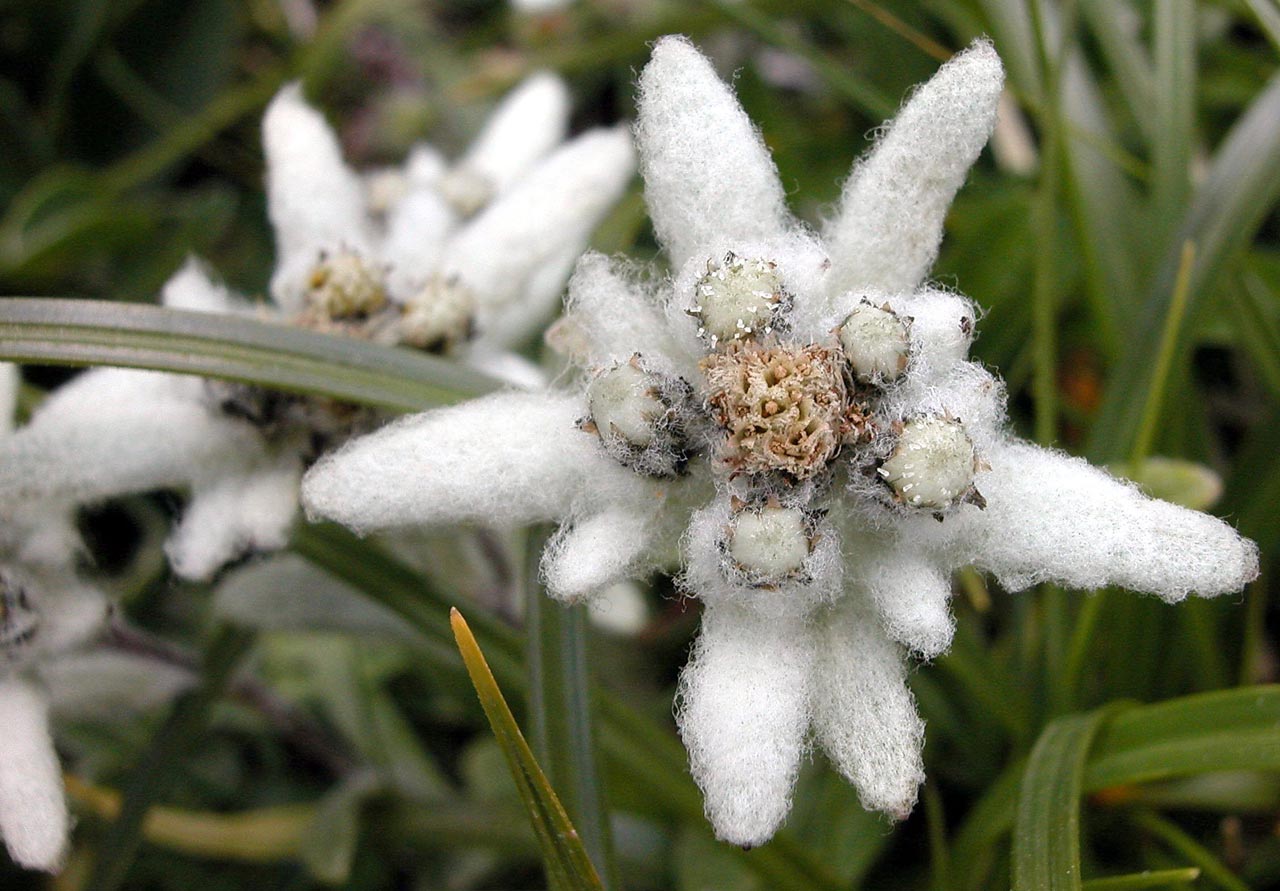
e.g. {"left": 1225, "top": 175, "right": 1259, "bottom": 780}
{"left": 878, "top": 416, "right": 979, "bottom": 510}
{"left": 838, "top": 302, "right": 911, "bottom": 384}
{"left": 585, "top": 358, "right": 690, "bottom": 477}
{"left": 690, "top": 253, "right": 789, "bottom": 347}
{"left": 398, "top": 276, "right": 476, "bottom": 353}
{"left": 727, "top": 506, "right": 812, "bottom": 581}
{"left": 307, "top": 251, "right": 388, "bottom": 319}
{"left": 438, "top": 166, "right": 494, "bottom": 217}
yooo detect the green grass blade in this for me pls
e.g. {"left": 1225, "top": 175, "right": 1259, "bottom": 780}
{"left": 1151, "top": 0, "right": 1197, "bottom": 235}
{"left": 1013, "top": 708, "right": 1119, "bottom": 891}
{"left": 1132, "top": 811, "right": 1250, "bottom": 891}
{"left": 1088, "top": 70, "right": 1280, "bottom": 460}
{"left": 1082, "top": 867, "right": 1201, "bottom": 890}
{"left": 451, "top": 608, "right": 605, "bottom": 891}
{"left": 1078, "top": 0, "right": 1155, "bottom": 143}
{"left": 0, "top": 298, "right": 499, "bottom": 411}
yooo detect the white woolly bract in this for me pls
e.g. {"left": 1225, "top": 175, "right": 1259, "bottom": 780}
{"left": 681, "top": 497, "right": 842, "bottom": 619}
{"left": 823, "top": 40, "right": 1003, "bottom": 299}
{"left": 161, "top": 257, "right": 247, "bottom": 315}
{"left": 636, "top": 36, "right": 791, "bottom": 269}
{"left": 917, "top": 440, "right": 1260, "bottom": 600}
{"left": 472, "top": 239, "right": 583, "bottom": 352}
{"left": 0, "top": 364, "right": 16, "bottom": 438}
{"left": 462, "top": 348, "right": 548, "bottom": 390}
{"left": 586, "top": 580, "right": 650, "bottom": 635}
{"left": 676, "top": 603, "right": 814, "bottom": 848}
{"left": 541, "top": 508, "right": 658, "bottom": 603}
{"left": 445, "top": 126, "right": 636, "bottom": 307}
{"left": 0, "top": 368, "right": 266, "bottom": 505}
{"left": 0, "top": 678, "right": 67, "bottom": 871}
{"left": 811, "top": 597, "right": 925, "bottom": 818}
{"left": 263, "top": 84, "right": 372, "bottom": 313}
{"left": 456, "top": 72, "right": 570, "bottom": 196}
{"left": 301, "top": 391, "right": 654, "bottom": 533}
{"left": 853, "top": 543, "right": 956, "bottom": 659}
{"left": 382, "top": 187, "right": 456, "bottom": 300}
{"left": 165, "top": 457, "right": 302, "bottom": 582}
{"left": 565, "top": 253, "right": 687, "bottom": 374}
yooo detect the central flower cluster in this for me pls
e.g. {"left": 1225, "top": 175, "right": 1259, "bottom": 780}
{"left": 583, "top": 253, "right": 984, "bottom": 555}
{"left": 701, "top": 341, "right": 864, "bottom": 480}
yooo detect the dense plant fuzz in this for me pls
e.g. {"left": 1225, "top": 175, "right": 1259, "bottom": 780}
{"left": 301, "top": 36, "right": 1259, "bottom": 848}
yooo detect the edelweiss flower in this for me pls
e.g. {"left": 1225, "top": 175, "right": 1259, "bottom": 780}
{"left": 299, "top": 38, "right": 1259, "bottom": 846}
{"left": 0, "top": 366, "right": 109, "bottom": 871}
{"left": 0, "top": 74, "right": 634, "bottom": 582}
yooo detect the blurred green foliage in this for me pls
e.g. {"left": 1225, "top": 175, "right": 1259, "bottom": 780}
{"left": 2, "top": 0, "right": 1279, "bottom": 888}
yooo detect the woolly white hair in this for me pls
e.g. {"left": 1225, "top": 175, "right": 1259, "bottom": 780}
{"left": 0, "top": 72, "right": 635, "bottom": 582}
{"left": 302, "top": 35, "right": 1259, "bottom": 850}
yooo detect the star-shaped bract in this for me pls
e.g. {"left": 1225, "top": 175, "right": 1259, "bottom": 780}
{"left": 300, "top": 38, "right": 1258, "bottom": 847}
{"left": 0, "top": 75, "right": 633, "bottom": 582}
{"left": 0, "top": 365, "right": 109, "bottom": 872}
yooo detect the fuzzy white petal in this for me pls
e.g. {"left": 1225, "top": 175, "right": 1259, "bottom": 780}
{"left": 264, "top": 83, "right": 372, "bottom": 312}
{"left": 43, "top": 651, "right": 194, "bottom": 720}
{"left": 456, "top": 72, "right": 570, "bottom": 196}
{"left": 165, "top": 457, "right": 302, "bottom": 581}
{"left": 382, "top": 187, "right": 457, "bottom": 302}
{"left": 301, "top": 391, "right": 652, "bottom": 533}
{"left": 405, "top": 144, "right": 448, "bottom": 188}
{"left": 541, "top": 508, "right": 657, "bottom": 602}
{"left": 824, "top": 40, "right": 1003, "bottom": 298}
{"left": 812, "top": 598, "right": 925, "bottom": 818}
{"left": 564, "top": 252, "right": 686, "bottom": 372}
{"left": 462, "top": 348, "right": 547, "bottom": 390}
{"left": 923, "top": 440, "right": 1260, "bottom": 599}
{"left": 676, "top": 602, "right": 813, "bottom": 847}
{"left": 636, "top": 36, "right": 791, "bottom": 268}
{"left": 0, "top": 368, "right": 265, "bottom": 506}
{"left": 470, "top": 241, "right": 580, "bottom": 352}
{"left": 0, "top": 678, "right": 67, "bottom": 872}
{"left": 858, "top": 547, "right": 955, "bottom": 659}
{"left": 161, "top": 257, "right": 248, "bottom": 315}
{"left": 33, "top": 577, "right": 108, "bottom": 659}
{"left": 445, "top": 127, "right": 635, "bottom": 308}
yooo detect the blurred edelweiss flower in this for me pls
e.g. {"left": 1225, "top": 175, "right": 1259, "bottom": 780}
{"left": 0, "top": 74, "right": 634, "bottom": 583}
{"left": 0, "top": 366, "right": 110, "bottom": 872}
{"left": 300, "top": 37, "right": 1260, "bottom": 846}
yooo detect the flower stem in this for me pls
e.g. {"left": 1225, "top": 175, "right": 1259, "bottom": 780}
{"left": 524, "top": 527, "right": 619, "bottom": 891}
{"left": 84, "top": 624, "right": 256, "bottom": 891}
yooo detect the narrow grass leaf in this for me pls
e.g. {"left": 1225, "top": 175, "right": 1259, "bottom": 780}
{"left": 1013, "top": 708, "right": 1121, "bottom": 891}
{"left": 0, "top": 298, "right": 499, "bottom": 411}
{"left": 451, "top": 608, "right": 605, "bottom": 891}
{"left": 1132, "top": 811, "right": 1250, "bottom": 891}
{"left": 1082, "top": 867, "right": 1201, "bottom": 890}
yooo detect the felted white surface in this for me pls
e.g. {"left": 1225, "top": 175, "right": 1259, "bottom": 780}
{"left": 676, "top": 602, "right": 813, "bottom": 848}
{"left": 302, "top": 391, "right": 653, "bottom": 533}
{"left": 542, "top": 508, "right": 657, "bottom": 602}
{"left": 564, "top": 253, "right": 687, "bottom": 374}
{"left": 161, "top": 257, "right": 248, "bottom": 315}
{"left": 0, "top": 367, "right": 265, "bottom": 505}
{"left": 382, "top": 187, "right": 456, "bottom": 301}
{"left": 0, "top": 677, "right": 67, "bottom": 871}
{"left": 0, "top": 364, "right": 16, "bottom": 438}
{"left": 823, "top": 40, "right": 1004, "bottom": 298}
{"left": 921, "top": 440, "right": 1260, "bottom": 599}
{"left": 636, "top": 37, "right": 791, "bottom": 269}
{"left": 263, "top": 84, "right": 372, "bottom": 313}
{"left": 446, "top": 127, "right": 635, "bottom": 307}
{"left": 811, "top": 597, "right": 925, "bottom": 819}
{"left": 857, "top": 547, "right": 956, "bottom": 659}
{"left": 166, "top": 457, "right": 302, "bottom": 582}
{"left": 456, "top": 72, "right": 570, "bottom": 196}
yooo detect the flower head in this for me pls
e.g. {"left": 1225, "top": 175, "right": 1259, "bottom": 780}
{"left": 0, "top": 366, "right": 110, "bottom": 872}
{"left": 0, "top": 75, "right": 634, "bottom": 582}
{"left": 300, "top": 37, "right": 1259, "bottom": 847}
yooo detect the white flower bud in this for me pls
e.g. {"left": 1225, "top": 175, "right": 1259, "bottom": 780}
{"left": 690, "top": 254, "right": 789, "bottom": 347}
{"left": 398, "top": 277, "right": 476, "bottom": 353}
{"left": 727, "top": 505, "right": 812, "bottom": 581}
{"left": 438, "top": 166, "right": 494, "bottom": 217}
{"left": 306, "top": 251, "right": 388, "bottom": 319}
{"left": 838, "top": 301, "right": 910, "bottom": 384}
{"left": 878, "top": 416, "right": 979, "bottom": 510}
{"left": 585, "top": 357, "right": 689, "bottom": 477}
